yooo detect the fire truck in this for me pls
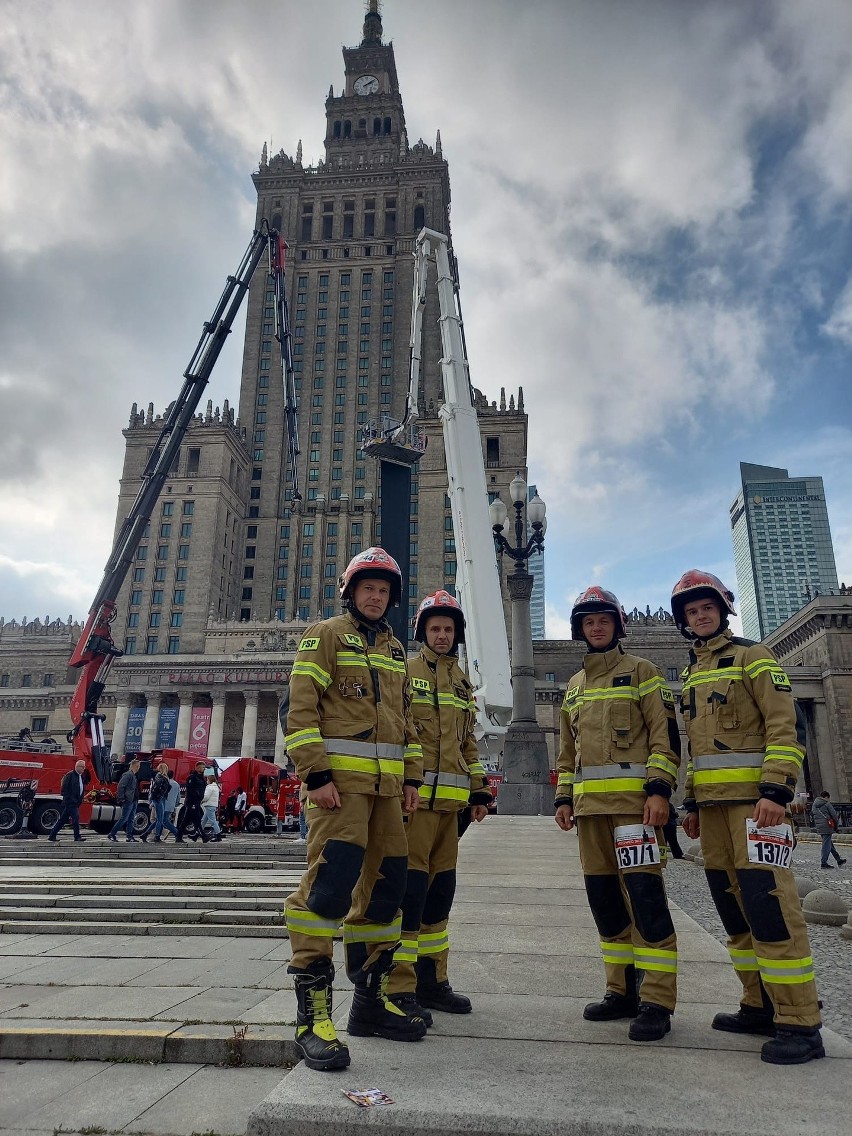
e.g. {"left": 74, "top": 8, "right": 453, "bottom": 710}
{"left": 216, "top": 757, "right": 297, "bottom": 834}
{"left": 0, "top": 225, "right": 300, "bottom": 838}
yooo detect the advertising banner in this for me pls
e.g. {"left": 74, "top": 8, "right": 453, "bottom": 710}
{"left": 156, "top": 706, "right": 179, "bottom": 749}
{"left": 189, "top": 706, "right": 212, "bottom": 757}
{"left": 125, "top": 707, "right": 146, "bottom": 754}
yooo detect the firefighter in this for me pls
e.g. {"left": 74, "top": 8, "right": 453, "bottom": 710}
{"left": 554, "top": 586, "right": 680, "bottom": 1042}
{"left": 386, "top": 590, "right": 492, "bottom": 1023}
{"left": 282, "top": 548, "right": 427, "bottom": 1072}
{"left": 672, "top": 570, "right": 824, "bottom": 1065}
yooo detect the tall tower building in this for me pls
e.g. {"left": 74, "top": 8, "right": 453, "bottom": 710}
{"left": 730, "top": 462, "right": 839, "bottom": 639}
{"left": 527, "top": 484, "right": 546, "bottom": 639}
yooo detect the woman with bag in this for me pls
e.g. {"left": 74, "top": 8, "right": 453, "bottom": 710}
{"left": 812, "top": 791, "right": 847, "bottom": 869}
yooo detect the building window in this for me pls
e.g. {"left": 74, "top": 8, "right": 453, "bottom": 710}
{"left": 31, "top": 716, "right": 48, "bottom": 732}
{"left": 42, "top": 673, "right": 54, "bottom": 688}
{"left": 127, "top": 613, "right": 140, "bottom": 628}
{"left": 187, "top": 448, "right": 200, "bottom": 476}
{"left": 176, "top": 567, "right": 188, "bottom": 582}
{"left": 173, "top": 589, "right": 185, "bottom": 605}
{"left": 149, "top": 613, "right": 161, "bottom": 628}
{"left": 146, "top": 636, "right": 159, "bottom": 655}
{"left": 178, "top": 545, "right": 190, "bottom": 560}
{"left": 133, "top": 567, "right": 145, "bottom": 582}
{"left": 124, "top": 637, "right": 136, "bottom": 656}
{"left": 136, "top": 546, "right": 148, "bottom": 561}
{"left": 167, "top": 636, "right": 180, "bottom": 654}
{"left": 0, "top": 674, "right": 9, "bottom": 687}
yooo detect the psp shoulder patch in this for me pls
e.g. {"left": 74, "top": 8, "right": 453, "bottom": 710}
{"left": 661, "top": 686, "right": 676, "bottom": 705}
{"left": 298, "top": 637, "right": 320, "bottom": 652}
{"left": 412, "top": 677, "right": 431, "bottom": 691}
{"left": 770, "top": 670, "right": 792, "bottom": 691}
{"left": 563, "top": 686, "right": 580, "bottom": 709}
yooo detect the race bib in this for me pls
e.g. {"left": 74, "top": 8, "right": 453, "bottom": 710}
{"left": 745, "top": 820, "right": 793, "bottom": 869}
{"left": 613, "top": 824, "right": 660, "bottom": 869}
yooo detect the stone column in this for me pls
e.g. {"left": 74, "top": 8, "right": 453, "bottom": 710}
{"left": 499, "top": 569, "right": 552, "bottom": 816}
{"left": 274, "top": 692, "right": 287, "bottom": 767}
{"left": 175, "top": 691, "right": 193, "bottom": 751}
{"left": 241, "top": 690, "right": 259, "bottom": 758}
{"left": 140, "top": 691, "right": 162, "bottom": 753}
{"left": 811, "top": 701, "right": 840, "bottom": 798}
{"left": 209, "top": 692, "right": 226, "bottom": 759}
{"left": 111, "top": 694, "right": 131, "bottom": 756}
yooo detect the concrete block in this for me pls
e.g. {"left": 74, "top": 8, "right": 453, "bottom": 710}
{"left": 795, "top": 876, "right": 819, "bottom": 900}
{"left": 163, "top": 1022, "right": 299, "bottom": 1066}
{"left": 0, "top": 1017, "right": 174, "bottom": 1063}
{"left": 802, "top": 888, "right": 849, "bottom": 926}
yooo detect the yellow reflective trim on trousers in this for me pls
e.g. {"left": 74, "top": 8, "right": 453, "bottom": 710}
{"left": 575, "top": 778, "right": 645, "bottom": 795}
{"left": 285, "top": 910, "right": 341, "bottom": 937}
{"left": 635, "top": 947, "right": 678, "bottom": 973}
{"left": 647, "top": 754, "right": 678, "bottom": 778}
{"left": 343, "top": 917, "right": 403, "bottom": 943}
{"left": 756, "top": 955, "right": 815, "bottom": 984}
{"left": 728, "top": 947, "right": 759, "bottom": 972}
{"left": 393, "top": 937, "right": 418, "bottom": 964}
{"left": 285, "top": 728, "right": 323, "bottom": 750}
{"left": 418, "top": 783, "right": 469, "bottom": 803}
{"left": 327, "top": 755, "right": 404, "bottom": 777}
{"left": 693, "top": 767, "right": 762, "bottom": 786}
{"left": 419, "top": 931, "right": 449, "bottom": 955}
{"left": 600, "top": 942, "right": 634, "bottom": 965}
{"left": 291, "top": 661, "right": 332, "bottom": 689}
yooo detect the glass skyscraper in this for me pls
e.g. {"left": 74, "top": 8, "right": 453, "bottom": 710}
{"left": 730, "top": 462, "right": 838, "bottom": 639}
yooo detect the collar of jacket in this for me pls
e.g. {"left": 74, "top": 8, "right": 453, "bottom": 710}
{"left": 345, "top": 609, "right": 391, "bottom": 637}
{"left": 419, "top": 644, "right": 453, "bottom": 669}
{"left": 691, "top": 628, "right": 733, "bottom": 659}
{"left": 582, "top": 643, "right": 624, "bottom": 679}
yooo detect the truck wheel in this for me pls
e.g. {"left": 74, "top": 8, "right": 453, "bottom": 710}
{"left": 32, "top": 802, "right": 62, "bottom": 835}
{"left": 243, "top": 812, "right": 264, "bottom": 834}
{"left": 133, "top": 806, "right": 153, "bottom": 837}
{"left": 0, "top": 801, "right": 24, "bottom": 836}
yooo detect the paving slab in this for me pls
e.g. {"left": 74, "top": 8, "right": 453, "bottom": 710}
{"left": 153, "top": 985, "right": 275, "bottom": 1022}
{"left": 1, "top": 984, "right": 207, "bottom": 1021}
{"left": 127, "top": 1064, "right": 289, "bottom": 1135}
{"left": 0, "top": 1058, "right": 107, "bottom": 1129}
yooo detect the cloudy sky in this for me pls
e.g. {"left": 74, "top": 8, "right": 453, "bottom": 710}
{"left": 1, "top": 0, "right": 851, "bottom": 636}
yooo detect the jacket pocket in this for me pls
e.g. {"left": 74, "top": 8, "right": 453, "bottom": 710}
{"left": 609, "top": 700, "right": 634, "bottom": 750}
{"left": 713, "top": 679, "right": 740, "bottom": 730}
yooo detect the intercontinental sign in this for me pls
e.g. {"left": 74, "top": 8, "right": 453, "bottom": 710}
{"left": 752, "top": 494, "right": 824, "bottom": 505}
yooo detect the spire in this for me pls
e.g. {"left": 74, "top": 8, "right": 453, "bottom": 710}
{"left": 435, "top": 129, "right": 442, "bottom": 158}
{"left": 296, "top": 139, "right": 303, "bottom": 164}
{"left": 362, "top": 0, "right": 382, "bottom": 44}
{"left": 260, "top": 141, "right": 268, "bottom": 168}
{"left": 518, "top": 386, "right": 525, "bottom": 412}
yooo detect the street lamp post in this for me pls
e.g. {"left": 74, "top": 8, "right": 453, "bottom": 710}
{"left": 489, "top": 474, "right": 552, "bottom": 816}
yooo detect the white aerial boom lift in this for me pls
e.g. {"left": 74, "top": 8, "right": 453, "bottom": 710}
{"left": 365, "top": 228, "right": 513, "bottom": 738}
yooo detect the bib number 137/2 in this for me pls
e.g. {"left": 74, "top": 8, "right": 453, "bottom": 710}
{"left": 745, "top": 820, "right": 793, "bottom": 869}
{"left": 613, "top": 824, "right": 660, "bottom": 869}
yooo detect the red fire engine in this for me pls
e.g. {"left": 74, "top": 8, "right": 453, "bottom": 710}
{"left": 0, "top": 225, "right": 300, "bottom": 838}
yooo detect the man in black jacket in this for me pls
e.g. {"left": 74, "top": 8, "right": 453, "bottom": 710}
{"left": 48, "top": 760, "right": 89, "bottom": 842}
{"left": 176, "top": 761, "right": 208, "bottom": 843}
{"left": 108, "top": 758, "right": 141, "bottom": 842}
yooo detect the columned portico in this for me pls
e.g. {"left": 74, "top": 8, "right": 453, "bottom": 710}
{"left": 241, "top": 691, "right": 259, "bottom": 758}
{"left": 209, "top": 692, "right": 226, "bottom": 759}
{"left": 111, "top": 694, "right": 131, "bottom": 755}
{"left": 274, "top": 692, "right": 287, "bottom": 766}
{"left": 175, "top": 691, "right": 194, "bottom": 750}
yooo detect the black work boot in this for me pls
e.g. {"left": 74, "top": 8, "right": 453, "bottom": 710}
{"left": 628, "top": 1002, "right": 672, "bottom": 1042}
{"left": 388, "top": 992, "right": 433, "bottom": 1028}
{"left": 712, "top": 1005, "right": 776, "bottom": 1037}
{"left": 348, "top": 950, "right": 428, "bottom": 1041}
{"left": 761, "top": 1028, "right": 825, "bottom": 1065}
{"left": 415, "top": 956, "right": 472, "bottom": 1014}
{"left": 583, "top": 991, "right": 639, "bottom": 1021}
{"left": 289, "top": 960, "right": 351, "bottom": 1071}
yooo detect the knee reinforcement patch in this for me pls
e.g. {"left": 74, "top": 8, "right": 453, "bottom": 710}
{"left": 400, "top": 868, "right": 429, "bottom": 932}
{"left": 622, "top": 871, "right": 675, "bottom": 944}
{"left": 307, "top": 839, "right": 365, "bottom": 920}
{"left": 705, "top": 869, "right": 751, "bottom": 937}
{"left": 584, "top": 874, "right": 631, "bottom": 939}
{"left": 364, "top": 854, "right": 409, "bottom": 923}
{"left": 736, "top": 868, "right": 789, "bottom": 944}
{"left": 422, "top": 869, "right": 457, "bottom": 925}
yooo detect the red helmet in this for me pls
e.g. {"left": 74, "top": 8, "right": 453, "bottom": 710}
{"left": 670, "top": 569, "right": 736, "bottom": 637}
{"left": 412, "top": 590, "right": 466, "bottom": 645}
{"left": 570, "top": 586, "right": 628, "bottom": 640}
{"left": 338, "top": 547, "right": 402, "bottom": 607}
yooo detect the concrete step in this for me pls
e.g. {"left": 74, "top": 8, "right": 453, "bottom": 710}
{"left": 0, "top": 854, "right": 293, "bottom": 869}
{"left": 0, "top": 882, "right": 299, "bottom": 899}
{"left": 0, "top": 919, "right": 289, "bottom": 937}
{"left": 0, "top": 905, "right": 284, "bottom": 925}
{"left": 0, "top": 893, "right": 289, "bottom": 911}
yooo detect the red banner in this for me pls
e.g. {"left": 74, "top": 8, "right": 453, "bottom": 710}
{"left": 188, "top": 707, "right": 212, "bottom": 756}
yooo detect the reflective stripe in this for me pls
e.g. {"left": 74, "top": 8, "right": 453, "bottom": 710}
{"left": 692, "top": 752, "right": 763, "bottom": 771}
{"left": 436, "top": 692, "right": 470, "bottom": 711}
{"left": 728, "top": 947, "right": 760, "bottom": 972}
{"left": 418, "top": 783, "right": 469, "bottom": 803}
{"left": 744, "top": 660, "right": 784, "bottom": 679}
{"left": 405, "top": 743, "right": 423, "bottom": 762}
{"left": 638, "top": 676, "right": 668, "bottom": 696}
{"left": 285, "top": 727, "right": 323, "bottom": 750}
{"left": 600, "top": 941, "right": 635, "bottom": 966}
{"left": 635, "top": 946, "right": 678, "bottom": 974}
{"left": 291, "top": 661, "right": 332, "bottom": 689}
{"left": 756, "top": 955, "right": 815, "bottom": 985}
{"left": 343, "top": 917, "right": 402, "bottom": 944}
{"left": 323, "top": 738, "right": 406, "bottom": 777}
{"left": 324, "top": 739, "right": 405, "bottom": 760}
{"left": 646, "top": 754, "right": 678, "bottom": 778}
{"left": 556, "top": 772, "right": 575, "bottom": 788}
{"left": 577, "top": 764, "right": 647, "bottom": 779}
{"left": 393, "top": 937, "right": 418, "bottom": 964}
{"left": 575, "top": 778, "right": 645, "bottom": 796}
{"left": 467, "top": 761, "right": 486, "bottom": 776}
{"left": 329, "top": 755, "right": 404, "bottom": 776}
{"left": 419, "top": 930, "right": 449, "bottom": 955}
{"left": 424, "top": 771, "right": 469, "bottom": 789}
{"left": 576, "top": 686, "right": 640, "bottom": 703}
{"left": 682, "top": 667, "right": 744, "bottom": 692}
{"left": 693, "top": 768, "right": 762, "bottom": 786}
{"left": 285, "top": 909, "right": 341, "bottom": 938}
{"left": 367, "top": 653, "right": 407, "bottom": 674}
{"left": 336, "top": 650, "right": 367, "bottom": 667}
{"left": 765, "top": 745, "right": 804, "bottom": 768}
{"left": 420, "top": 770, "right": 470, "bottom": 802}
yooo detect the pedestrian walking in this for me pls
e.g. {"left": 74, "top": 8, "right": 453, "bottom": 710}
{"left": 47, "top": 760, "right": 89, "bottom": 842}
{"left": 554, "top": 586, "right": 681, "bottom": 1042}
{"left": 812, "top": 791, "right": 847, "bottom": 869}
{"left": 201, "top": 774, "right": 222, "bottom": 841}
{"left": 147, "top": 762, "right": 180, "bottom": 842}
{"left": 176, "top": 761, "right": 208, "bottom": 843}
{"left": 234, "top": 787, "right": 247, "bottom": 831}
{"left": 672, "top": 569, "right": 824, "bottom": 1064}
{"left": 386, "top": 590, "right": 491, "bottom": 1024}
{"left": 164, "top": 770, "right": 181, "bottom": 837}
{"left": 108, "top": 758, "right": 140, "bottom": 842}
{"left": 282, "top": 547, "right": 426, "bottom": 1071}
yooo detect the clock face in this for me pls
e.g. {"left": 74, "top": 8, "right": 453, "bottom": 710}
{"left": 354, "top": 74, "right": 379, "bottom": 96}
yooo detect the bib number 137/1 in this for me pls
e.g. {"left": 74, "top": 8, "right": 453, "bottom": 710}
{"left": 613, "top": 824, "right": 660, "bottom": 869}
{"left": 745, "top": 820, "right": 793, "bottom": 869}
